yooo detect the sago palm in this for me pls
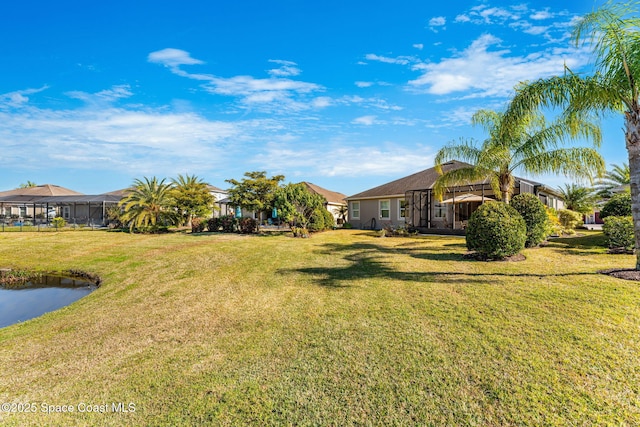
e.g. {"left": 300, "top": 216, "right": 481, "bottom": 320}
{"left": 119, "top": 177, "right": 178, "bottom": 232}
{"left": 434, "top": 108, "right": 604, "bottom": 203}
{"left": 507, "top": 0, "right": 640, "bottom": 267}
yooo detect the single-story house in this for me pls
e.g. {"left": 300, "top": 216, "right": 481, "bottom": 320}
{"left": 300, "top": 182, "right": 348, "bottom": 224}
{"left": 218, "top": 182, "right": 347, "bottom": 225}
{"left": 345, "top": 160, "right": 565, "bottom": 232}
{"left": 0, "top": 184, "right": 124, "bottom": 226}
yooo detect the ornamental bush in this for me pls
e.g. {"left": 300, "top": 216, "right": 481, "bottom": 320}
{"left": 51, "top": 217, "right": 67, "bottom": 229}
{"left": 207, "top": 217, "right": 221, "bottom": 232}
{"left": 603, "top": 216, "right": 634, "bottom": 252}
{"left": 309, "top": 208, "right": 334, "bottom": 232}
{"left": 191, "top": 217, "right": 206, "bottom": 233}
{"left": 557, "top": 209, "right": 583, "bottom": 234}
{"left": 238, "top": 217, "right": 258, "bottom": 234}
{"left": 510, "top": 193, "right": 549, "bottom": 247}
{"left": 466, "top": 202, "right": 526, "bottom": 259}
{"left": 600, "top": 192, "right": 632, "bottom": 219}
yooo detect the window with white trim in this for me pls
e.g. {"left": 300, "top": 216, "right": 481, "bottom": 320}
{"left": 399, "top": 199, "right": 407, "bottom": 219}
{"left": 351, "top": 201, "right": 360, "bottom": 219}
{"left": 379, "top": 200, "right": 390, "bottom": 219}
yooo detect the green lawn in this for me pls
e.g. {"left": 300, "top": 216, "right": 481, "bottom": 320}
{"left": 0, "top": 229, "right": 638, "bottom": 426}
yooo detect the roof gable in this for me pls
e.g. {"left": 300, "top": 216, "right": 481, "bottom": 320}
{"left": 300, "top": 182, "right": 347, "bottom": 204}
{"left": 0, "top": 184, "right": 83, "bottom": 197}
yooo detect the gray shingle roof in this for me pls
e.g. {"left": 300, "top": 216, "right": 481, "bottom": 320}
{"left": 346, "top": 160, "right": 476, "bottom": 199}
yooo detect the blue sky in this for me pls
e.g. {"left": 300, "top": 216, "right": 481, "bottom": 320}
{"left": 0, "top": 0, "right": 627, "bottom": 196}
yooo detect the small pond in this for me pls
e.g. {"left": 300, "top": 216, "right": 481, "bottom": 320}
{"left": 0, "top": 274, "right": 97, "bottom": 329}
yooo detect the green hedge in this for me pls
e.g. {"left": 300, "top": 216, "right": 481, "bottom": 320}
{"left": 510, "top": 193, "right": 548, "bottom": 247}
{"left": 602, "top": 216, "right": 635, "bottom": 252}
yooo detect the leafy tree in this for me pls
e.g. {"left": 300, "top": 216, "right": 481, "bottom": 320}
{"left": 119, "top": 177, "right": 178, "bottom": 232}
{"left": 273, "top": 183, "right": 326, "bottom": 227}
{"left": 225, "top": 171, "right": 284, "bottom": 227}
{"left": 170, "top": 174, "right": 214, "bottom": 227}
{"left": 507, "top": 1, "right": 640, "bottom": 267}
{"left": 18, "top": 181, "right": 37, "bottom": 188}
{"left": 434, "top": 107, "right": 604, "bottom": 203}
{"left": 556, "top": 184, "right": 596, "bottom": 215}
{"left": 595, "top": 163, "right": 630, "bottom": 197}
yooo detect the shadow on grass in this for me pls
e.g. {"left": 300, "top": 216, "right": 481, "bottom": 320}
{"left": 277, "top": 241, "right": 601, "bottom": 288}
{"left": 548, "top": 233, "right": 608, "bottom": 249}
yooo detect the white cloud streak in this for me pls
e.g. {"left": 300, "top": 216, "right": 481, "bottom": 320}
{"left": 148, "top": 48, "right": 324, "bottom": 112}
{"left": 408, "top": 34, "right": 589, "bottom": 98}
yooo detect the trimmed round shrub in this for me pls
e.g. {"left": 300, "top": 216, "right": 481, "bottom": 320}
{"left": 466, "top": 202, "right": 526, "bottom": 259}
{"left": 600, "top": 192, "right": 631, "bottom": 219}
{"left": 603, "top": 216, "right": 635, "bottom": 252}
{"left": 510, "top": 193, "right": 549, "bottom": 247}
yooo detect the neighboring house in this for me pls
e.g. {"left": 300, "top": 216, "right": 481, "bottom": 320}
{"left": 585, "top": 184, "right": 630, "bottom": 225}
{"left": 345, "top": 160, "right": 565, "bottom": 232}
{"left": 299, "top": 182, "right": 348, "bottom": 224}
{"left": 0, "top": 184, "right": 123, "bottom": 226}
{"left": 207, "top": 185, "right": 232, "bottom": 217}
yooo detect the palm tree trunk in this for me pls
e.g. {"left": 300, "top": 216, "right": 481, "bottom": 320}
{"left": 626, "top": 109, "right": 640, "bottom": 269}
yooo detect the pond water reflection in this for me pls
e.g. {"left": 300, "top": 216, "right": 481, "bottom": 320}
{"left": 0, "top": 275, "right": 96, "bottom": 328}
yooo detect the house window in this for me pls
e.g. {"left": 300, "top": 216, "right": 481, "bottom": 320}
{"left": 379, "top": 200, "right": 390, "bottom": 219}
{"left": 434, "top": 202, "right": 447, "bottom": 218}
{"left": 351, "top": 201, "right": 360, "bottom": 219}
{"left": 19, "top": 206, "right": 27, "bottom": 218}
{"left": 62, "top": 206, "right": 70, "bottom": 219}
{"left": 521, "top": 181, "right": 534, "bottom": 194}
{"left": 399, "top": 199, "right": 407, "bottom": 219}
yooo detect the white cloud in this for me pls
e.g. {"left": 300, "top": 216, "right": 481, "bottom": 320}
{"left": 453, "top": 4, "right": 577, "bottom": 41}
{"left": 413, "top": 44, "right": 424, "bottom": 50}
{"left": 365, "top": 53, "right": 412, "bottom": 65}
{"left": 149, "top": 48, "right": 324, "bottom": 112}
{"left": 253, "top": 142, "right": 434, "bottom": 179}
{"left": 147, "top": 48, "right": 204, "bottom": 68}
{"left": 530, "top": 10, "right": 553, "bottom": 20}
{"left": 429, "top": 16, "right": 446, "bottom": 32}
{"left": 0, "top": 86, "right": 49, "bottom": 108}
{"left": 66, "top": 85, "right": 133, "bottom": 103}
{"left": 312, "top": 97, "right": 332, "bottom": 108}
{"left": 408, "top": 34, "right": 590, "bottom": 98}
{"left": 267, "top": 59, "right": 302, "bottom": 77}
{"left": 352, "top": 115, "right": 377, "bottom": 125}
{"left": 355, "top": 81, "right": 374, "bottom": 88}
{"left": 0, "top": 103, "right": 259, "bottom": 176}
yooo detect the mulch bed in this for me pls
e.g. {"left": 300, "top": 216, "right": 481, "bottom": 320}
{"left": 599, "top": 268, "right": 640, "bottom": 282}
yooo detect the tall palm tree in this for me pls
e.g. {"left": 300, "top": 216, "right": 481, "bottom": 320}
{"left": 595, "top": 163, "right": 630, "bottom": 197}
{"left": 506, "top": 1, "right": 640, "bottom": 267}
{"left": 119, "top": 177, "right": 178, "bottom": 232}
{"left": 434, "top": 108, "right": 604, "bottom": 203}
{"left": 557, "top": 183, "right": 596, "bottom": 215}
